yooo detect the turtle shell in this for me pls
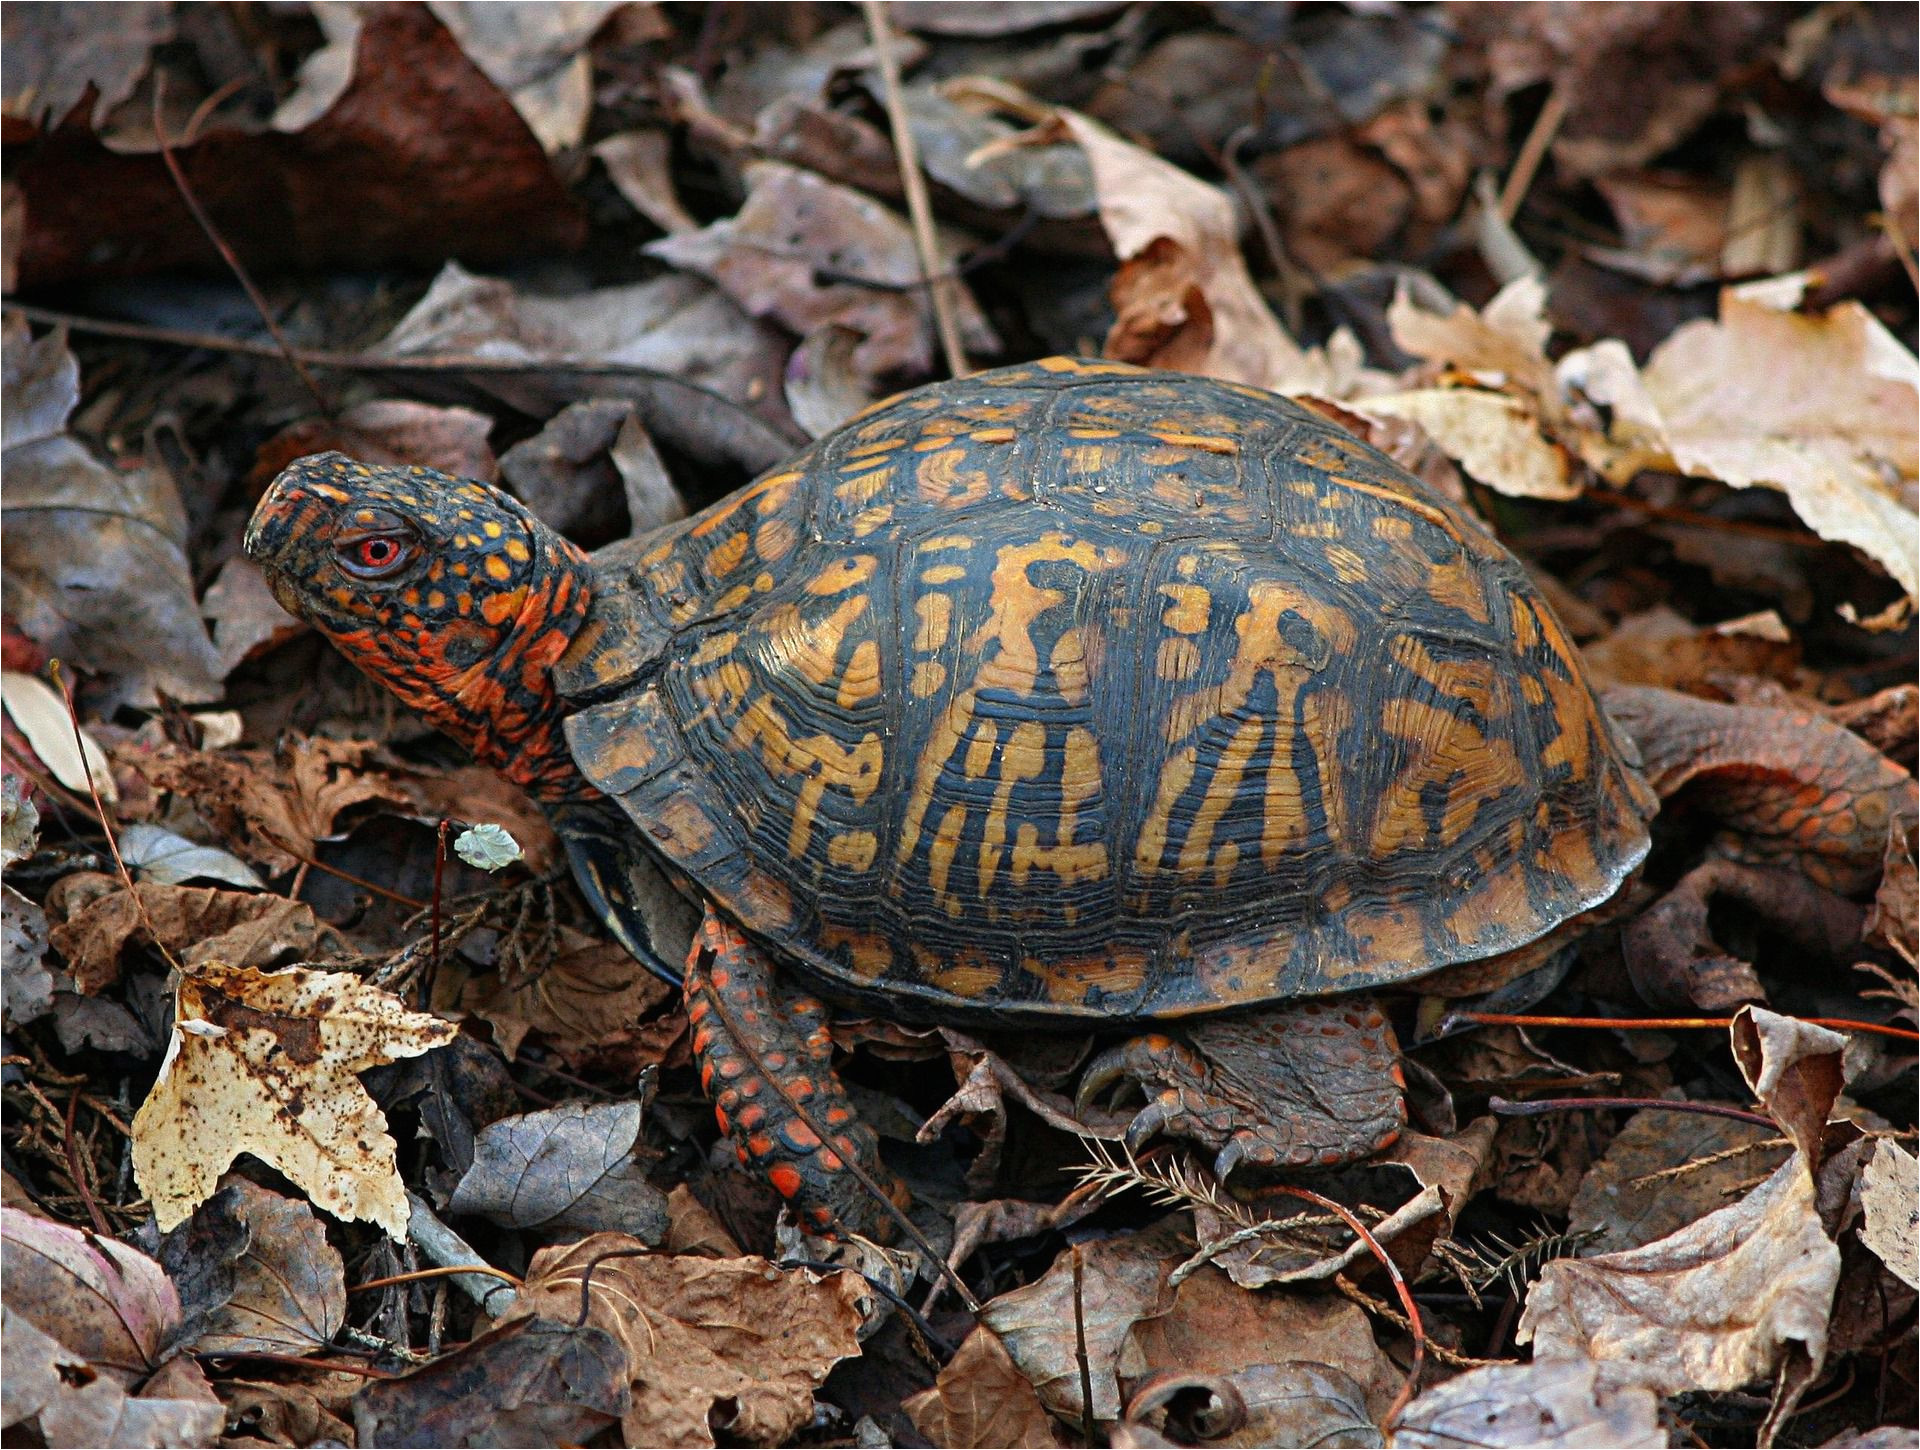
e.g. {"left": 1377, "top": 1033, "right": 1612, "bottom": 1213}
{"left": 556, "top": 357, "right": 1655, "bottom": 1025}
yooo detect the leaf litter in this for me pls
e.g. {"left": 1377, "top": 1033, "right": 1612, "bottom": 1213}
{"left": 1, "top": 3, "right": 1915, "bottom": 1447}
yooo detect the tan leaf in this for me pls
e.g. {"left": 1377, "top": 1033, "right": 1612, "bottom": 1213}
{"left": 460, "top": 930, "right": 673, "bottom": 1061}
{"left": 1393, "top": 1358, "right": 1664, "bottom": 1448}
{"left": 1387, "top": 275, "right": 1559, "bottom": 400}
{"left": 1356, "top": 388, "right": 1580, "bottom": 500}
{"left": 1730, "top": 1006, "right": 1846, "bottom": 1167}
{"left": 1518, "top": 1154, "right": 1841, "bottom": 1396}
{"left": 1639, "top": 285, "right": 1919, "bottom": 595}
{"left": 515, "top": 1235, "right": 867, "bottom": 1448}
{"left": 1859, "top": 1140, "right": 1918, "bottom": 1290}
{"left": 903, "top": 1326, "right": 1071, "bottom": 1448}
{"left": 131, "top": 961, "right": 456, "bottom": 1238}
{"left": 1059, "top": 111, "right": 1328, "bottom": 393}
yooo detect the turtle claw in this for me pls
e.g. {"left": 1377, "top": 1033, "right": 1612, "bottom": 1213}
{"left": 1122, "top": 1096, "right": 1175, "bottom": 1155}
{"left": 1073, "top": 1041, "right": 1139, "bottom": 1119}
{"left": 1212, "top": 1137, "right": 1248, "bottom": 1182}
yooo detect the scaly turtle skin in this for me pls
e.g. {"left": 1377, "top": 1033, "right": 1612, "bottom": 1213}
{"left": 248, "top": 357, "right": 1662, "bottom": 1236}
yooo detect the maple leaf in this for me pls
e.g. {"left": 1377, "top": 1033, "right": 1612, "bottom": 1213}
{"left": 131, "top": 961, "right": 455, "bottom": 1239}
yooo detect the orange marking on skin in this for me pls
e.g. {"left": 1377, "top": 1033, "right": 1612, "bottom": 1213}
{"left": 483, "top": 554, "right": 513, "bottom": 582}
{"left": 481, "top": 587, "right": 528, "bottom": 625}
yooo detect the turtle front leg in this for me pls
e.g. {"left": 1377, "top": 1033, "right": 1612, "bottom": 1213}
{"left": 1077, "top": 998, "right": 1407, "bottom": 1178}
{"left": 684, "top": 909, "right": 908, "bottom": 1239}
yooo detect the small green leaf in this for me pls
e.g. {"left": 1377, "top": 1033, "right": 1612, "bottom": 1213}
{"left": 454, "top": 823, "right": 523, "bottom": 872}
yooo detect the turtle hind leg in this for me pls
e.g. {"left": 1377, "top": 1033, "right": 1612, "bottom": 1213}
{"left": 685, "top": 908, "right": 908, "bottom": 1240}
{"left": 1077, "top": 997, "right": 1406, "bottom": 1178}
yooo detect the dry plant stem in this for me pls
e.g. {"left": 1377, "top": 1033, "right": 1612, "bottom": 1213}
{"left": 194, "top": 1349, "right": 399, "bottom": 1379}
{"left": 1073, "top": 1245, "right": 1096, "bottom": 1448}
{"left": 351, "top": 1264, "right": 523, "bottom": 1294}
{"left": 861, "top": 0, "right": 969, "bottom": 378}
{"left": 696, "top": 954, "right": 985, "bottom": 1315}
{"left": 1491, "top": 1095, "right": 1776, "bottom": 1129}
{"left": 405, "top": 1191, "right": 520, "bottom": 1318}
{"left": 1498, "top": 81, "right": 1568, "bottom": 222}
{"left": 63, "top": 1088, "right": 110, "bottom": 1235}
{"left": 1333, "top": 1278, "right": 1514, "bottom": 1372}
{"left": 150, "top": 78, "right": 330, "bottom": 414}
{"left": 1453, "top": 1010, "right": 1920, "bottom": 1042}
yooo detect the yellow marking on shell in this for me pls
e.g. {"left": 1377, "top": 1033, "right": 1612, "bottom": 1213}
{"left": 1050, "top": 628, "right": 1091, "bottom": 704}
{"left": 642, "top": 539, "right": 674, "bottom": 566}
{"left": 727, "top": 695, "right": 883, "bottom": 860}
{"left": 1157, "top": 637, "right": 1201, "bottom": 682}
{"left": 1427, "top": 553, "right": 1490, "bottom": 623}
{"left": 1323, "top": 544, "right": 1368, "bottom": 583}
{"left": 926, "top": 950, "right": 1005, "bottom": 1001}
{"left": 1525, "top": 602, "right": 1595, "bottom": 781}
{"left": 693, "top": 632, "right": 740, "bottom": 665}
{"left": 706, "top": 531, "right": 750, "bottom": 577}
{"left": 916, "top": 448, "right": 991, "bottom": 507}
{"left": 457, "top": 508, "right": 475, "bottom": 521}
{"left": 978, "top": 720, "right": 1045, "bottom": 895}
{"left": 914, "top": 594, "right": 952, "bottom": 651}
{"left": 828, "top": 831, "right": 878, "bottom": 870}
{"left": 852, "top": 504, "right": 895, "bottom": 536}
{"left": 929, "top": 804, "right": 966, "bottom": 910}
{"left": 1159, "top": 583, "right": 1210, "bottom": 634}
{"left": 820, "top": 924, "right": 892, "bottom": 981}
{"left": 1177, "top": 714, "right": 1265, "bottom": 874}
{"left": 1333, "top": 900, "right": 1426, "bottom": 978}
{"left": 1369, "top": 687, "right": 1520, "bottom": 854}
{"left": 911, "top": 661, "right": 946, "bottom": 697}
{"left": 483, "top": 554, "right": 514, "bottom": 582}
{"left": 922, "top": 564, "right": 967, "bottom": 584}
{"left": 964, "top": 721, "right": 998, "bottom": 780}
{"left": 1444, "top": 861, "right": 1533, "bottom": 949}
{"left": 970, "top": 427, "right": 1017, "bottom": 443}
{"left": 1135, "top": 745, "right": 1197, "bottom": 874}
{"left": 921, "top": 534, "right": 971, "bottom": 552}
{"left": 848, "top": 438, "right": 906, "bottom": 457}
{"left": 1038, "top": 356, "right": 1141, "bottom": 375}
{"left": 1011, "top": 725, "right": 1107, "bottom": 887}
{"left": 1068, "top": 426, "right": 1121, "bottom": 439}
{"left": 766, "top": 595, "right": 868, "bottom": 688}
{"left": 755, "top": 516, "right": 799, "bottom": 562}
{"left": 309, "top": 483, "right": 350, "bottom": 502}
{"left": 696, "top": 659, "right": 753, "bottom": 708}
{"left": 692, "top": 470, "right": 802, "bottom": 537}
{"left": 806, "top": 555, "right": 878, "bottom": 595}
{"left": 837, "top": 640, "right": 881, "bottom": 707}
{"left": 482, "top": 521, "right": 504, "bottom": 539}
{"left": 1025, "top": 947, "right": 1146, "bottom": 1005}
{"left": 1061, "top": 445, "right": 1111, "bottom": 475}
{"left": 967, "top": 534, "right": 1121, "bottom": 696}
{"left": 1212, "top": 839, "right": 1240, "bottom": 888}
{"left": 834, "top": 468, "right": 894, "bottom": 508}
{"left": 896, "top": 689, "right": 974, "bottom": 863}
{"left": 1152, "top": 431, "right": 1238, "bottom": 454}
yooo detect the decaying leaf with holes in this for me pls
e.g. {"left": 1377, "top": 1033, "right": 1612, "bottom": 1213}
{"left": 131, "top": 960, "right": 456, "bottom": 1238}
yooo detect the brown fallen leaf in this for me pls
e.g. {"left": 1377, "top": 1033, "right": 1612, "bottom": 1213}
{"left": 158, "top": 1177, "right": 347, "bottom": 1359}
{"left": 903, "top": 1325, "right": 1072, "bottom": 1449}
{"left": 1731, "top": 1007, "right": 1848, "bottom": 1169}
{"left": 45, "top": 873, "right": 329, "bottom": 994}
{"left": 131, "top": 960, "right": 456, "bottom": 1237}
{"left": 1392, "top": 1358, "right": 1664, "bottom": 1448}
{"left": 1, "top": 318, "right": 223, "bottom": 707}
{"left": 2, "top": 1308, "right": 225, "bottom": 1450}
{"left": 251, "top": 397, "right": 499, "bottom": 488}
{"left": 427, "top": 1, "right": 629, "bottom": 153}
{"left": 514, "top": 1234, "right": 868, "bottom": 1448}
{"left": 1518, "top": 1153, "right": 1842, "bottom": 1399}
{"left": 647, "top": 159, "right": 999, "bottom": 383}
{"left": 459, "top": 928, "right": 677, "bottom": 1064}
{"left": 349, "top": 1314, "right": 630, "bottom": 1449}
{"left": 1059, "top": 111, "right": 1324, "bottom": 393}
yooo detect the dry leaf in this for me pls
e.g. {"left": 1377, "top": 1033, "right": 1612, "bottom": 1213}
{"left": 515, "top": 1235, "right": 867, "bottom": 1448}
{"left": 1357, "top": 388, "right": 1579, "bottom": 500}
{"left": 1639, "top": 283, "right": 1919, "bottom": 595}
{"left": 1393, "top": 1358, "right": 1664, "bottom": 1448}
{"left": 903, "top": 1325, "right": 1071, "bottom": 1448}
{"left": 1568, "top": 1109, "right": 1791, "bottom": 1257}
{"left": 448, "top": 1102, "right": 670, "bottom": 1241}
{"left": 159, "top": 1178, "right": 347, "bottom": 1358}
{"left": 1060, "top": 111, "right": 1322, "bottom": 392}
{"left": 460, "top": 929, "right": 675, "bottom": 1062}
{"left": 131, "top": 960, "right": 456, "bottom": 1238}
{"left": 1730, "top": 1007, "right": 1847, "bottom": 1167}
{"left": 1518, "top": 1154, "right": 1841, "bottom": 1397}
{"left": 1, "top": 1308, "right": 225, "bottom": 1450}
{"left": 1859, "top": 1140, "right": 1918, "bottom": 1290}
{"left": 427, "top": 1, "right": 626, "bottom": 153}
{"left": 0, "top": 669, "right": 117, "bottom": 801}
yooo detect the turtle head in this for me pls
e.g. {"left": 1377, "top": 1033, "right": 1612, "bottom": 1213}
{"left": 246, "top": 452, "right": 596, "bottom": 803}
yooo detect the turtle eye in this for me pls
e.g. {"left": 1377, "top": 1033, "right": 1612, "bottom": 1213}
{"left": 338, "top": 533, "right": 414, "bottom": 579}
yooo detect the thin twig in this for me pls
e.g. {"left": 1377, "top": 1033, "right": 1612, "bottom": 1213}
{"left": 861, "top": 0, "right": 969, "bottom": 378}
{"left": 1453, "top": 1011, "right": 1918, "bottom": 1043}
{"left": 63, "top": 1089, "right": 111, "bottom": 1236}
{"left": 1072, "top": 1245, "right": 1096, "bottom": 1447}
{"left": 1498, "top": 81, "right": 1568, "bottom": 223}
{"left": 151, "top": 76, "right": 330, "bottom": 414}
{"left": 1491, "top": 1095, "right": 1776, "bottom": 1129}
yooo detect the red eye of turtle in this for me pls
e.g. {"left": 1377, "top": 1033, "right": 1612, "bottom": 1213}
{"left": 338, "top": 534, "right": 413, "bottom": 579}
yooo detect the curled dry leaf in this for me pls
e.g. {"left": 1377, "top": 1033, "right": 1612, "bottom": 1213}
{"left": 1731, "top": 1006, "right": 1848, "bottom": 1167}
{"left": 459, "top": 929, "right": 676, "bottom": 1064}
{"left": 1518, "top": 1154, "right": 1841, "bottom": 1398}
{"left": 902, "top": 1325, "right": 1072, "bottom": 1449}
{"left": 0, "top": 669, "right": 117, "bottom": 801}
{"left": 2, "top": 1205, "right": 183, "bottom": 1376}
{"left": 1, "top": 1308, "right": 225, "bottom": 1450}
{"left": 1059, "top": 111, "right": 1324, "bottom": 393}
{"left": 131, "top": 960, "right": 456, "bottom": 1238}
{"left": 1568, "top": 1109, "right": 1791, "bottom": 1256}
{"left": 1858, "top": 1139, "right": 1918, "bottom": 1290}
{"left": 514, "top": 1234, "right": 868, "bottom": 1448}
{"left": 1391, "top": 1358, "right": 1664, "bottom": 1449}
{"left": 448, "top": 1101, "right": 670, "bottom": 1242}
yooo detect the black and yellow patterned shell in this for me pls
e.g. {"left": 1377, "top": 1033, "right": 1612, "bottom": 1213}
{"left": 556, "top": 358, "right": 1656, "bottom": 1025}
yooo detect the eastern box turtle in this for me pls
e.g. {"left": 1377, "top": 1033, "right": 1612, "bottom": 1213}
{"left": 247, "top": 357, "right": 1665, "bottom": 1236}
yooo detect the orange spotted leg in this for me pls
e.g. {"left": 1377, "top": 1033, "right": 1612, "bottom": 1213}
{"left": 685, "top": 909, "right": 908, "bottom": 1239}
{"left": 1077, "top": 998, "right": 1408, "bottom": 1179}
